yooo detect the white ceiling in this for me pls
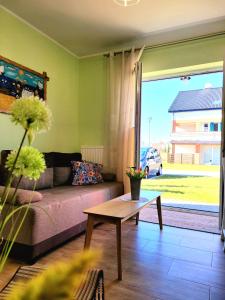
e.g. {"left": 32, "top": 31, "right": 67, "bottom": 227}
{"left": 1, "top": 0, "right": 225, "bottom": 57}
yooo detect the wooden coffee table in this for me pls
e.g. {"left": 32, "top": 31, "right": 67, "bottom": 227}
{"left": 83, "top": 190, "right": 162, "bottom": 280}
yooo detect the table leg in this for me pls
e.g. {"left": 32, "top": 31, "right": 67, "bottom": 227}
{"left": 136, "top": 212, "right": 139, "bottom": 225}
{"left": 84, "top": 215, "right": 94, "bottom": 249}
{"left": 156, "top": 196, "right": 163, "bottom": 230}
{"left": 116, "top": 221, "right": 122, "bottom": 280}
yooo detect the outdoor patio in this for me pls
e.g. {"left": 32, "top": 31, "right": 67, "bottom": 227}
{"left": 141, "top": 162, "right": 220, "bottom": 234}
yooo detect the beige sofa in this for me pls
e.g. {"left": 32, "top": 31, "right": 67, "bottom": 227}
{"left": 0, "top": 151, "right": 123, "bottom": 262}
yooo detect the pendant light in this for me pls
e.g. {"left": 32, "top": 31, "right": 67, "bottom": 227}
{"left": 114, "top": 0, "right": 141, "bottom": 7}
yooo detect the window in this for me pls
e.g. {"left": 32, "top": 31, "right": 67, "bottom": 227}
{"left": 209, "top": 122, "right": 221, "bottom": 132}
{"left": 154, "top": 150, "right": 159, "bottom": 158}
{"left": 203, "top": 123, "right": 209, "bottom": 132}
{"left": 214, "top": 123, "right": 219, "bottom": 132}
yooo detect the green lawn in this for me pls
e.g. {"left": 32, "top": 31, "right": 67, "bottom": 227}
{"left": 163, "top": 162, "right": 220, "bottom": 172}
{"left": 141, "top": 175, "right": 219, "bottom": 204}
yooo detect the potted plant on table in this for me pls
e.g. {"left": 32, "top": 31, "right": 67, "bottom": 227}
{"left": 126, "top": 167, "right": 146, "bottom": 200}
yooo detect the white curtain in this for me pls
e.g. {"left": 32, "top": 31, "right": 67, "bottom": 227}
{"left": 104, "top": 47, "right": 144, "bottom": 193}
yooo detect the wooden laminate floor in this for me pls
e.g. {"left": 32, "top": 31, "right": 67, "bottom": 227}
{"left": 1, "top": 221, "right": 225, "bottom": 300}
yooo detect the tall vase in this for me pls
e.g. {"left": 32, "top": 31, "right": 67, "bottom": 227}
{"left": 130, "top": 178, "right": 141, "bottom": 200}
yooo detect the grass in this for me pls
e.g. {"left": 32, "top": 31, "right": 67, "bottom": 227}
{"left": 141, "top": 175, "right": 220, "bottom": 204}
{"left": 163, "top": 162, "right": 220, "bottom": 172}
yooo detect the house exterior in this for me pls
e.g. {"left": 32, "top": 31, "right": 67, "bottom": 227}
{"left": 168, "top": 87, "right": 222, "bottom": 165}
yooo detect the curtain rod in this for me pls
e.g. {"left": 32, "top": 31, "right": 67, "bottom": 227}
{"left": 103, "top": 31, "right": 225, "bottom": 57}
{"left": 104, "top": 47, "right": 141, "bottom": 57}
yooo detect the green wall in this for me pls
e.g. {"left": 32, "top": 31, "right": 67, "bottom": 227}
{"left": 79, "top": 56, "right": 107, "bottom": 146}
{"left": 0, "top": 7, "right": 80, "bottom": 154}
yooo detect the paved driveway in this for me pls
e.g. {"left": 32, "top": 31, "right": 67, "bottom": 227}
{"left": 163, "top": 169, "right": 219, "bottom": 177}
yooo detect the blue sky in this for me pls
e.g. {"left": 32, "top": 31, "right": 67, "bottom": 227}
{"left": 141, "top": 72, "right": 223, "bottom": 147}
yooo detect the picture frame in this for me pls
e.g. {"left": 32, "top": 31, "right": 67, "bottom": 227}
{"left": 0, "top": 55, "right": 49, "bottom": 114}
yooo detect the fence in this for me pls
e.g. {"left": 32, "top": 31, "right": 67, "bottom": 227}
{"left": 168, "top": 153, "right": 200, "bottom": 164}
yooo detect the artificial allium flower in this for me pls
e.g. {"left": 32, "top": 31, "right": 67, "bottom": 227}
{"left": 10, "top": 96, "right": 52, "bottom": 144}
{"left": 5, "top": 250, "right": 100, "bottom": 300}
{"left": 6, "top": 146, "right": 46, "bottom": 180}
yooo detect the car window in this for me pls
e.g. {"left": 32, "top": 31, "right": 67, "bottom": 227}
{"left": 154, "top": 150, "right": 160, "bottom": 158}
{"left": 148, "top": 151, "right": 154, "bottom": 158}
{"left": 140, "top": 148, "right": 147, "bottom": 160}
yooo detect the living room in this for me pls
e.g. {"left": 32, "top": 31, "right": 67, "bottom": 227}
{"left": 0, "top": 1, "right": 225, "bottom": 299}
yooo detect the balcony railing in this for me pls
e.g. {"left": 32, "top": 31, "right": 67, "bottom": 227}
{"left": 170, "top": 131, "right": 221, "bottom": 143}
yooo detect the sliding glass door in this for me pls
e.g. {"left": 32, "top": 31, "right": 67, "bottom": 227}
{"left": 219, "top": 60, "right": 225, "bottom": 244}
{"left": 134, "top": 61, "right": 142, "bottom": 167}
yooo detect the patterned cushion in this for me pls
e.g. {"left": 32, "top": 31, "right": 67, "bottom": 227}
{"left": 71, "top": 161, "right": 103, "bottom": 186}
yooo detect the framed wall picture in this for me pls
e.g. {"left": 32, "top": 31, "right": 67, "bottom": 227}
{"left": 0, "top": 55, "right": 49, "bottom": 113}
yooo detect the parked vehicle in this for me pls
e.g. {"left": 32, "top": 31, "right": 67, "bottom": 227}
{"left": 140, "top": 147, "right": 162, "bottom": 177}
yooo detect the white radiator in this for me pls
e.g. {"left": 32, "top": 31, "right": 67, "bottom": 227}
{"left": 81, "top": 146, "right": 104, "bottom": 164}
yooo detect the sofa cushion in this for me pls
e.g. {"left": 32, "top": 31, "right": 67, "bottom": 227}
{"left": 0, "top": 164, "right": 5, "bottom": 185}
{"left": 71, "top": 161, "right": 103, "bottom": 186}
{"left": 1, "top": 151, "right": 54, "bottom": 168}
{"left": 52, "top": 152, "right": 82, "bottom": 167}
{"left": 12, "top": 168, "right": 54, "bottom": 190}
{"left": 0, "top": 163, "right": 53, "bottom": 190}
{"left": 43, "top": 153, "right": 54, "bottom": 168}
{"left": 102, "top": 173, "right": 116, "bottom": 182}
{"left": 0, "top": 185, "right": 43, "bottom": 205}
{"left": 1, "top": 150, "right": 54, "bottom": 190}
{"left": 1, "top": 150, "right": 11, "bottom": 166}
{"left": 1, "top": 150, "right": 82, "bottom": 171}
{"left": 53, "top": 167, "right": 72, "bottom": 186}
{"left": 0, "top": 150, "right": 84, "bottom": 190}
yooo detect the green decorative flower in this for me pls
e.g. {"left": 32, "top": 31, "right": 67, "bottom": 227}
{"left": 10, "top": 96, "right": 52, "bottom": 144}
{"left": 6, "top": 146, "right": 46, "bottom": 180}
{"left": 5, "top": 250, "right": 100, "bottom": 300}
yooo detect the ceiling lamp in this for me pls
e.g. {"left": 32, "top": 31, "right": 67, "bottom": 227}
{"left": 114, "top": 0, "right": 141, "bottom": 7}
